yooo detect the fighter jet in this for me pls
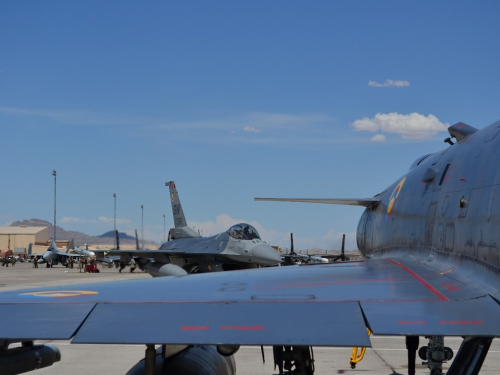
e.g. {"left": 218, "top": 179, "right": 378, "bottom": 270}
{"left": 39, "top": 239, "right": 86, "bottom": 266}
{"left": 107, "top": 181, "right": 282, "bottom": 276}
{"left": 67, "top": 240, "right": 96, "bottom": 258}
{"left": 2, "top": 120, "right": 500, "bottom": 375}
{"left": 280, "top": 233, "right": 329, "bottom": 265}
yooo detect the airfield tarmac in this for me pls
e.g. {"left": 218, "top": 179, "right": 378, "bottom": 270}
{"left": 1, "top": 262, "right": 499, "bottom": 374}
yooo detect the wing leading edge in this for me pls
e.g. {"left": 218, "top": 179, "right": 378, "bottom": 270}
{"left": 254, "top": 197, "right": 381, "bottom": 207}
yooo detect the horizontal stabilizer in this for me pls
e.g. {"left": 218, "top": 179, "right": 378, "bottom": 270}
{"left": 254, "top": 197, "right": 381, "bottom": 207}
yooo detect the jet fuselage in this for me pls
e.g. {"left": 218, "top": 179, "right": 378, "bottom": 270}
{"left": 358, "top": 120, "right": 500, "bottom": 294}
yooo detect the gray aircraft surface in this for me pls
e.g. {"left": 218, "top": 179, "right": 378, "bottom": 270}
{"left": 39, "top": 239, "right": 86, "bottom": 266}
{"left": 3, "top": 120, "right": 500, "bottom": 375}
{"left": 107, "top": 181, "right": 282, "bottom": 277}
{"left": 67, "top": 240, "right": 96, "bottom": 258}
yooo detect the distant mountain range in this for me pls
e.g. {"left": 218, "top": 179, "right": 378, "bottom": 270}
{"left": 10, "top": 219, "right": 157, "bottom": 248}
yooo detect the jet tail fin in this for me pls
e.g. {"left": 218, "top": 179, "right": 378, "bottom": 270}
{"left": 166, "top": 181, "right": 188, "bottom": 228}
{"left": 165, "top": 181, "right": 200, "bottom": 239}
{"left": 254, "top": 197, "right": 381, "bottom": 208}
{"left": 67, "top": 239, "right": 74, "bottom": 253}
{"left": 49, "top": 238, "right": 58, "bottom": 251}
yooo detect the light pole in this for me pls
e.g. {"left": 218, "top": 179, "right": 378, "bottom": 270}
{"left": 113, "top": 193, "right": 117, "bottom": 249}
{"left": 52, "top": 170, "right": 57, "bottom": 241}
{"left": 141, "top": 205, "right": 144, "bottom": 250}
{"left": 163, "top": 213, "right": 166, "bottom": 243}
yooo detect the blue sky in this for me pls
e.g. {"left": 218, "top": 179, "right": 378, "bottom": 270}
{"left": 1, "top": 1, "right": 499, "bottom": 250}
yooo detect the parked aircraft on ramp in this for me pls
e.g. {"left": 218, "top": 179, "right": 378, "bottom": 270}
{"left": 39, "top": 239, "right": 89, "bottom": 266}
{"left": 67, "top": 240, "right": 96, "bottom": 258}
{"left": 107, "top": 181, "right": 282, "bottom": 277}
{"left": 280, "top": 233, "right": 329, "bottom": 265}
{"left": 1, "top": 120, "right": 500, "bottom": 375}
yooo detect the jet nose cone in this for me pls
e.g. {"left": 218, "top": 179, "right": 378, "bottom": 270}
{"left": 251, "top": 244, "right": 282, "bottom": 265}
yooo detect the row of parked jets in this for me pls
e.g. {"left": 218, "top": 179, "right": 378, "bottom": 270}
{"left": 40, "top": 181, "right": 282, "bottom": 275}
{"left": 41, "top": 182, "right": 343, "bottom": 274}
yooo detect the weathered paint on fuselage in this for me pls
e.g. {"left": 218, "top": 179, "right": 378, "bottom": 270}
{"left": 357, "top": 119, "right": 500, "bottom": 294}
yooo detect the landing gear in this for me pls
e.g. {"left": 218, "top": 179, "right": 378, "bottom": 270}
{"left": 144, "top": 344, "right": 155, "bottom": 375}
{"left": 418, "top": 336, "right": 453, "bottom": 375}
{"left": 406, "top": 335, "right": 419, "bottom": 375}
{"left": 273, "top": 346, "right": 315, "bottom": 375}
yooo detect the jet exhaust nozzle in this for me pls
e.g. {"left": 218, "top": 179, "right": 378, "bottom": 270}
{"left": 0, "top": 344, "right": 61, "bottom": 375}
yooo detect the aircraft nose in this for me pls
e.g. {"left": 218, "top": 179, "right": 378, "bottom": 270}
{"left": 251, "top": 244, "right": 281, "bottom": 265}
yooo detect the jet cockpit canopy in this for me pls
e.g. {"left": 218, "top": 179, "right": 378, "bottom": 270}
{"left": 227, "top": 223, "right": 261, "bottom": 241}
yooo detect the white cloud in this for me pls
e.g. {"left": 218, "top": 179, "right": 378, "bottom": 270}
{"left": 368, "top": 79, "right": 410, "bottom": 88}
{"left": 370, "top": 134, "right": 386, "bottom": 142}
{"left": 61, "top": 216, "right": 131, "bottom": 225}
{"left": 165, "top": 112, "right": 334, "bottom": 131}
{"left": 98, "top": 216, "right": 131, "bottom": 225}
{"left": 243, "top": 126, "right": 261, "bottom": 133}
{"left": 61, "top": 217, "right": 97, "bottom": 224}
{"left": 0, "top": 106, "right": 355, "bottom": 147}
{"left": 0, "top": 106, "right": 138, "bottom": 126}
{"left": 0, "top": 105, "right": 335, "bottom": 134}
{"left": 351, "top": 112, "right": 448, "bottom": 140}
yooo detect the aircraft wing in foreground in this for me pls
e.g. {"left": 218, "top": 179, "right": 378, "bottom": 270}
{"left": 0, "top": 256, "right": 499, "bottom": 374}
{"left": 1, "top": 120, "right": 500, "bottom": 375}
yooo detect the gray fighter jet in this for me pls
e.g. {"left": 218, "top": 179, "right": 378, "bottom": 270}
{"left": 280, "top": 233, "right": 329, "bottom": 265}
{"left": 40, "top": 239, "right": 87, "bottom": 266}
{"left": 108, "top": 181, "right": 281, "bottom": 277}
{"left": 67, "top": 240, "right": 96, "bottom": 258}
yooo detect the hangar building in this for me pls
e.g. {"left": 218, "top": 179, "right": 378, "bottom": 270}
{"left": 0, "top": 226, "right": 49, "bottom": 255}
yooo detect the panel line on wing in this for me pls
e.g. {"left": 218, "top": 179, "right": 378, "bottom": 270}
{"left": 389, "top": 259, "right": 448, "bottom": 301}
{"left": 70, "top": 302, "right": 100, "bottom": 341}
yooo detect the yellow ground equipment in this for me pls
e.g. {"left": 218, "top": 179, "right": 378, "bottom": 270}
{"left": 349, "top": 328, "right": 372, "bottom": 369}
